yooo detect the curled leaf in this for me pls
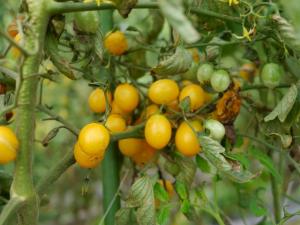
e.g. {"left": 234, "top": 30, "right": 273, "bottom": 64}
{"left": 264, "top": 84, "right": 298, "bottom": 122}
{"left": 158, "top": 0, "right": 200, "bottom": 43}
{"left": 151, "top": 47, "right": 193, "bottom": 76}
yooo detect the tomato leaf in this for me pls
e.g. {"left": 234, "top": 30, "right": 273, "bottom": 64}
{"left": 174, "top": 154, "right": 196, "bottom": 186}
{"left": 157, "top": 205, "right": 171, "bottom": 225}
{"left": 151, "top": 47, "right": 193, "bottom": 76}
{"left": 154, "top": 183, "right": 169, "bottom": 203}
{"left": 264, "top": 84, "right": 298, "bottom": 122}
{"left": 224, "top": 152, "right": 251, "bottom": 170}
{"left": 249, "top": 147, "right": 282, "bottom": 183}
{"left": 195, "top": 155, "right": 211, "bottom": 173}
{"left": 222, "top": 170, "right": 258, "bottom": 183}
{"left": 115, "top": 208, "right": 137, "bottom": 225}
{"left": 158, "top": 0, "right": 200, "bottom": 43}
{"left": 175, "top": 181, "right": 188, "bottom": 200}
{"left": 285, "top": 56, "right": 300, "bottom": 79}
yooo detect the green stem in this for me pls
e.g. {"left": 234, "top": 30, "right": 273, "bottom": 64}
{"left": 36, "top": 148, "right": 75, "bottom": 196}
{"left": 100, "top": 10, "right": 121, "bottom": 225}
{"left": 270, "top": 174, "right": 281, "bottom": 223}
{"left": 0, "top": 197, "right": 25, "bottom": 225}
{"left": 241, "top": 84, "right": 290, "bottom": 92}
{"left": 48, "top": 2, "right": 241, "bottom": 23}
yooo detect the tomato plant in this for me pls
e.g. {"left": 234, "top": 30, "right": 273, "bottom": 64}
{"left": 1, "top": 1, "right": 300, "bottom": 225}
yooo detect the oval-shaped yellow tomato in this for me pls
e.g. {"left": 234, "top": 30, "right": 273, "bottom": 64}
{"left": 145, "top": 114, "right": 171, "bottom": 150}
{"left": 145, "top": 104, "right": 159, "bottom": 119}
{"left": 111, "top": 100, "right": 128, "bottom": 115}
{"left": 74, "top": 142, "right": 103, "bottom": 169}
{"left": 0, "top": 126, "right": 19, "bottom": 164}
{"left": 78, "top": 123, "right": 110, "bottom": 156}
{"left": 118, "top": 138, "right": 143, "bottom": 156}
{"left": 148, "top": 79, "right": 179, "bottom": 105}
{"left": 131, "top": 141, "right": 156, "bottom": 166}
{"left": 175, "top": 121, "right": 203, "bottom": 157}
{"left": 104, "top": 31, "right": 128, "bottom": 56}
{"left": 179, "top": 84, "right": 205, "bottom": 111}
{"left": 114, "top": 83, "right": 139, "bottom": 113}
{"left": 105, "top": 114, "right": 126, "bottom": 133}
{"left": 88, "top": 88, "right": 112, "bottom": 113}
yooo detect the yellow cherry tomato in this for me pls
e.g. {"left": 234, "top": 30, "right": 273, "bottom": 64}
{"left": 88, "top": 88, "right": 112, "bottom": 113}
{"left": 148, "top": 79, "right": 179, "bottom": 105}
{"left": 158, "top": 179, "right": 175, "bottom": 197}
{"left": 104, "top": 31, "right": 128, "bottom": 56}
{"left": 179, "top": 84, "right": 205, "bottom": 111}
{"left": 111, "top": 100, "right": 128, "bottom": 115}
{"left": 118, "top": 138, "right": 143, "bottom": 156}
{"left": 166, "top": 99, "right": 180, "bottom": 112}
{"left": 114, "top": 83, "right": 139, "bottom": 113}
{"left": 78, "top": 123, "right": 110, "bottom": 156}
{"left": 74, "top": 142, "right": 103, "bottom": 169}
{"left": 145, "top": 104, "right": 160, "bottom": 118}
{"left": 0, "top": 126, "right": 19, "bottom": 164}
{"left": 145, "top": 114, "right": 171, "bottom": 150}
{"left": 131, "top": 141, "right": 156, "bottom": 166}
{"left": 175, "top": 121, "right": 203, "bottom": 157}
{"left": 181, "top": 80, "right": 193, "bottom": 87}
{"left": 105, "top": 114, "right": 127, "bottom": 133}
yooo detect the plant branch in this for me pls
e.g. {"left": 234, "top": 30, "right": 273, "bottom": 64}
{"left": 0, "top": 29, "right": 31, "bottom": 56}
{"left": 36, "top": 147, "right": 75, "bottom": 196}
{"left": 48, "top": 1, "right": 241, "bottom": 23}
{"left": 278, "top": 210, "right": 300, "bottom": 225}
{"left": 37, "top": 105, "right": 80, "bottom": 135}
{"left": 270, "top": 174, "right": 281, "bottom": 223}
{"left": 0, "top": 66, "right": 19, "bottom": 80}
{"left": 0, "top": 197, "right": 25, "bottom": 225}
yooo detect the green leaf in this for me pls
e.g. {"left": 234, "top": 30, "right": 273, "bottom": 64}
{"left": 180, "top": 199, "right": 191, "bottom": 214}
{"left": 115, "top": 208, "right": 137, "bottom": 225}
{"left": 195, "top": 155, "right": 211, "bottom": 173}
{"left": 158, "top": 0, "right": 200, "bottom": 43}
{"left": 179, "top": 96, "right": 191, "bottom": 113}
{"left": 199, "top": 136, "right": 231, "bottom": 172}
{"left": 249, "top": 147, "right": 282, "bottom": 183}
{"left": 225, "top": 152, "right": 251, "bottom": 170}
{"left": 264, "top": 84, "right": 298, "bottom": 122}
{"left": 249, "top": 197, "right": 267, "bottom": 217}
{"left": 151, "top": 47, "right": 193, "bottom": 76}
{"left": 280, "top": 0, "right": 300, "bottom": 39}
{"left": 285, "top": 56, "right": 300, "bottom": 79}
{"left": 157, "top": 205, "right": 171, "bottom": 225}
{"left": 154, "top": 183, "right": 169, "bottom": 202}
{"left": 222, "top": 170, "right": 258, "bottom": 183}
{"left": 175, "top": 154, "right": 196, "bottom": 186}
{"left": 175, "top": 181, "right": 188, "bottom": 200}
{"left": 123, "top": 176, "right": 156, "bottom": 225}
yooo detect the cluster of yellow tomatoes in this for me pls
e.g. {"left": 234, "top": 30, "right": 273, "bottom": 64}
{"left": 75, "top": 75, "right": 227, "bottom": 168}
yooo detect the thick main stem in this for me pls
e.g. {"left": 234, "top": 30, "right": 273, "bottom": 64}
{"left": 100, "top": 10, "right": 121, "bottom": 225}
{"left": 7, "top": 0, "right": 50, "bottom": 224}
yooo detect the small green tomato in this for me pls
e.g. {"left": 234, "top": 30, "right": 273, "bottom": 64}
{"left": 261, "top": 63, "right": 282, "bottom": 89}
{"left": 210, "top": 70, "right": 231, "bottom": 92}
{"left": 204, "top": 119, "right": 225, "bottom": 142}
{"left": 197, "top": 63, "right": 214, "bottom": 84}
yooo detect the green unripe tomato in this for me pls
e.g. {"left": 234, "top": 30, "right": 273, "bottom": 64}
{"left": 181, "top": 62, "right": 198, "bottom": 81}
{"left": 261, "top": 63, "right": 282, "bottom": 89}
{"left": 219, "top": 56, "right": 238, "bottom": 69}
{"left": 74, "top": 11, "right": 100, "bottom": 33}
{"left": 204, "top": 119, "right": 225, "bottom": 142}
{"left": 197, "top": 63, "right": 214, "bottom": 84}
{"left": 210, "top": 70, "right": 231, "bottom": 92}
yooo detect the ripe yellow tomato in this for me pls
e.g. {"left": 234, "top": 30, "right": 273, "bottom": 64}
{"left": 111, "top": 100, "right": 128, "bottom": 115}
{"left": 166, "top": 99, "right": 180, "bottom": 112}
{"left": 0, "top": 126, "right": 19, "bottom": 164}
{"left": 78, "top": 123, "right": 110, "bottom": 156}
{"left": 114, "top": 83, "right": 139, "bottom": 112}
{"left": 158, "top": 179, "right": 175, "bottom": 197}
{"left": 175, "top": 121, "right": 203, "bottom": 157}
{"left": 88, "top": 88, "right": 112, "bottom": 113}
{"left": 105, "top": 114, "right": 126, "bottom": 133}
{"left": 74, "top": 142, "right": 103, "bottom": 169}
{"left": 118, "top": 138, "right": 143, "bottom": 156}
{"left": 145, "top": 114, "right": 171, "bottom": 149}
{"left": 179, "top": 84, "right": 205, "bottom": 111}
{"left": 181, "top": 80, "right": 193, "bottom": 87}
{"left": 148, "top": 79, "right": 179, "bottom": 105}
{"left": 104, "top": 31, "right": 128, "bottom": 56}
{"left": 145, "top": 104, "right": 159, "bottom": 119}
{"left": 131, "top": 141, "right": 156, "bottom": 165}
